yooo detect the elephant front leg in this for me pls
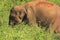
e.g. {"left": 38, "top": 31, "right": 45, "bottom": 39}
{"left": 49, "top": 18, "right": 60, "bottom": 33}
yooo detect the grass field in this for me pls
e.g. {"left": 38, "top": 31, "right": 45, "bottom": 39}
{"left": 0, "top": 0, "right": 60, "bottom": 40}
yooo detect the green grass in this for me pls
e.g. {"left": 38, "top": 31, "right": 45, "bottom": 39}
{"left": 0, "top": 0, "right": 60, "bottom": 40}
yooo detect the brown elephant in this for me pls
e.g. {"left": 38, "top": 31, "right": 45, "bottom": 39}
{"left": 32, "top": 0, "right": 47, "bottom": 1}
{"left": 9, "top": 1, "right": 60, "bottom": 33}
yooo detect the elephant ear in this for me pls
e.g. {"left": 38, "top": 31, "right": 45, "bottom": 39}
{"left": 25, "top": 5, "right": 37, "bottom": 26}
{"left": 21, "top": 5, "right": 33, "bottom": 24}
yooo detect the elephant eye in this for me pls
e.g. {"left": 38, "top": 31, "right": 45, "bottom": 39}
{"left": 19, "top": 11, "right": 21, "bottom": 15}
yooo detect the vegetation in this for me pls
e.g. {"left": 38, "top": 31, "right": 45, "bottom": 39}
{"left": 0, "top": 0, "right": 60, "bottom": 40}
